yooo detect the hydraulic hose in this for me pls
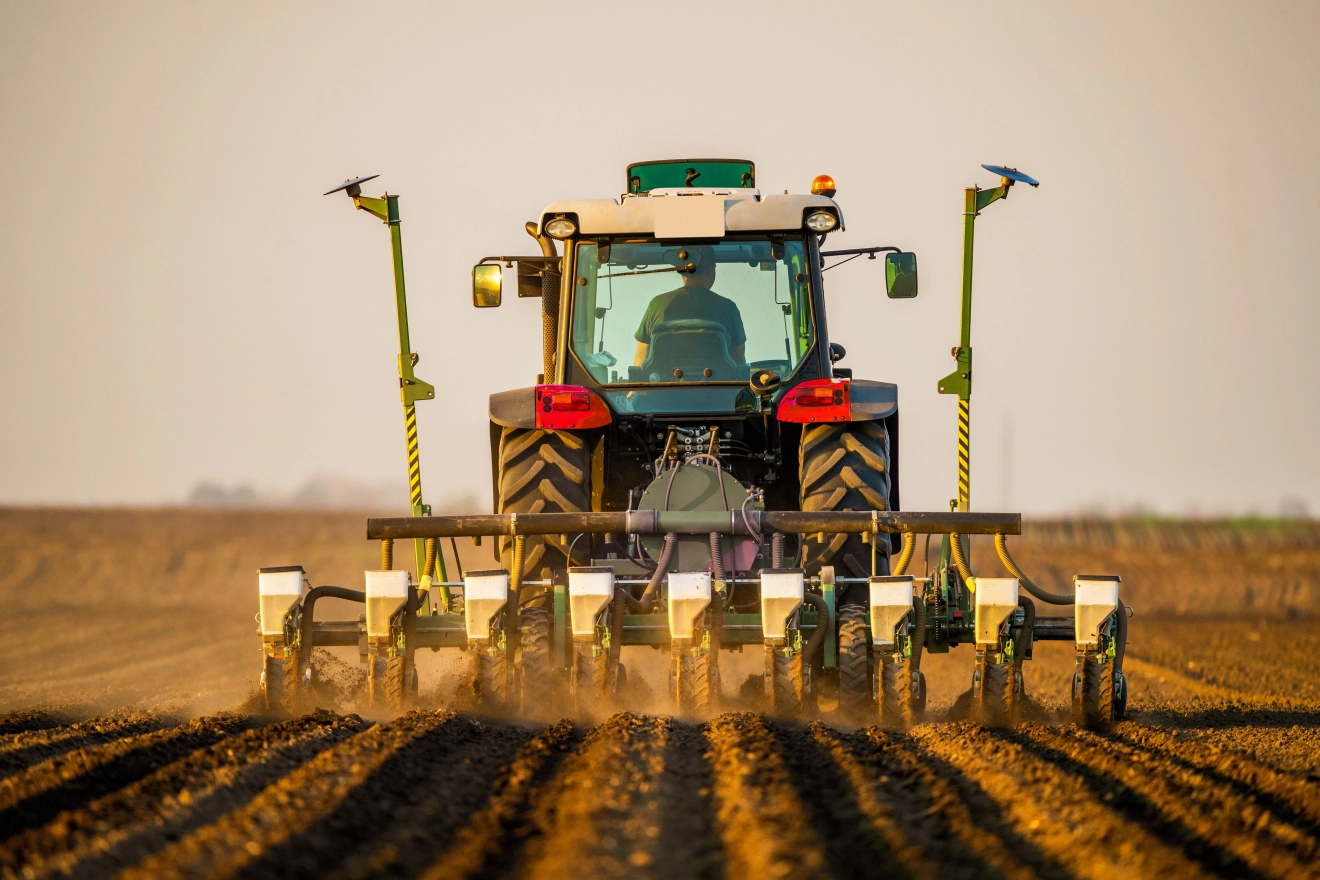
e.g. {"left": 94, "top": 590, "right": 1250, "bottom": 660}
{"left": 298, "top": 586, "right": 366, "bottom": 670}
{"left": 636, "top": 532, "right": 677, "bottom": 611}
{"left": 994, "top": 533, "right": 1074, "bottom": 605}
{"left": 800, "top": 591, "right": 833, "bottom": 668}
{"left": 771, "top": 533, "right": 785, "bottom": 569}
{"left": 423, "top": 538, "right": 438, "bottom": 581}
{"left": 891, "top": 532, "right": 916, "bottom": 577}
{"left": 950, "top": 532, "right": 974, "bottom": 582}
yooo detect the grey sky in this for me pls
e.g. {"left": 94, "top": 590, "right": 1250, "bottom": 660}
{"left": 2, "top": 1, "right": 1317, "bottom": 517}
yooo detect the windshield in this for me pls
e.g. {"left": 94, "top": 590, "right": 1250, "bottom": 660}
{"left": 570, "top": 238, "right": 814, "bottom": 385}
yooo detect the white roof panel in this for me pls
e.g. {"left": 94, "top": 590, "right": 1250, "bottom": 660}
{"left": 536, "top": 193, "right": 844, "bottom": 237}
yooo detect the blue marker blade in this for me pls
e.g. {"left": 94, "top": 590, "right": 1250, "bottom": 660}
{"left": 982, "top": 164, "right": 1040, "bottom": 187}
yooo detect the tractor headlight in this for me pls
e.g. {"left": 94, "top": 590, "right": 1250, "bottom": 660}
{"left": 804, "top": 210, "right": 838, "bottom": 233}
{"left": 544, "top": 217, "right": 577, "bottom": 239}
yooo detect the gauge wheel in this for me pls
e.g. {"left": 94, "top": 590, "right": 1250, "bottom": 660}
{"left": 877, "top": 654, "right": 913, "bottom": 729}
{"left": 1074, "top": 654, "right": 1115, "bottom": 730}
{"left": 837, "top": 605, "right": 871, "bottom": 717}
{"left": 974, "top": 656, "right": 1017, "bottom": 727}
{"left": 262, "top": 654, "right": 298, "bottom": 713}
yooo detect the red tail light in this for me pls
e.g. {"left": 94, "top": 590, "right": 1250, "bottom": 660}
{"left": 549, "top": 391, "right": 590, "bottom": 412}
{"left": 534, "top": 384, "right": 612, "bottom": 429}
{"left": 795, "top": 386, "right": 838, "bottom": 407}
{"left": 776, "top": 378, "right": 850, "bottom": 423}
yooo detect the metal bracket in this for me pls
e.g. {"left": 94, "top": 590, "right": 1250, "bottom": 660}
{"left": 938, "top": 346, "right": 972, "bottom": 399}
{"left": 352, "top": 195, "right": 391, "bottom": 223}
{"left": 398, "top": 353, "right": 435, "bottom": 404}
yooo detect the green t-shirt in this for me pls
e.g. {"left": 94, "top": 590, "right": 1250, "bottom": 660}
{"left": 634, "top": 287, "right": 747, "bottom": 348}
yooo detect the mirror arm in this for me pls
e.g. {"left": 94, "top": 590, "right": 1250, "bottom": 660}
{"left": 477, "top": 255, "right": 562, "bottom": 270}
{"left": 819, "top": 246, "right": 902, "bottom": 258}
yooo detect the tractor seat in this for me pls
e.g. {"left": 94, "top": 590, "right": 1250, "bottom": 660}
{"left": 638, "top": 319, "right": 744, "bottom": 382}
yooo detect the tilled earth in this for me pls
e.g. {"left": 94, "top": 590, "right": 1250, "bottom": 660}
{"left": 3, "top": 628, "right": 1319, "bottom": 880}
{"left": 3, "top": 510, "right": 1318, "bottom": 878}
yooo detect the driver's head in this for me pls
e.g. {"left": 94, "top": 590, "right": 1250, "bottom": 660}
{"left": 681, "top": 245, "right": 717, "bottom": 287}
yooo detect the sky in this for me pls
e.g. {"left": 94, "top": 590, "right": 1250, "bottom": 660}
{"left": 1, "top": 1, "right": 1317, "bottom": 517}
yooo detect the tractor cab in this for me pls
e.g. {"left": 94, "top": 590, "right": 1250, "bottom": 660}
{"left": 567, "top": 237, "right": 817, "bottom": 400}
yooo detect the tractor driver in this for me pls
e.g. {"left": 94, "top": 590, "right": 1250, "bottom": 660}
{"left": 632, "top": 245, "right": 746, "bottom": 369}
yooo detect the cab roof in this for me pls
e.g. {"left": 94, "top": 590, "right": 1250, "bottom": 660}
{"left": 536, "top": 189, "right": 844, "bottom": 238}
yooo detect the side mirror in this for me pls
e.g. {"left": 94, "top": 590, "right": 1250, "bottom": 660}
{"left": 472, "top": 264, "right": 502, "bottom": 307}
{"left": 885, "top": 252, "right": 918, "bottom": 299}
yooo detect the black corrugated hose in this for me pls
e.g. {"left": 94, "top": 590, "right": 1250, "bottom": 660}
{"left": 608, "top": 585, "right": 627, "bottom": 688}
{"left": 298, "top": 586, "right": 366, "bottom": 670}
{"left": 909, "top": 592, "right": 926, "bottom": 676}
{"left": 708, "top": 532, "right": 725, "bottom": 691}
{"left": 771, "top": 533, "right": 784, "bottom": 569}
{"left": 800, "top": 591, "right": 833, "bottom": 668}
{"left": 505, "top": 535, "right": 527, "bottom": 656}
{"left": 636, "top": 533, "right": 677, "bottom": 611}
{"left": 1015, "top": 596, "right": 1036, "bottom": 673}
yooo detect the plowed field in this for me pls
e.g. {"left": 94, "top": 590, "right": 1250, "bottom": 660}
{"left": 2, "top": 626, "right": 1318, "bottom": 880}
{"left": 1, "top": 509, "right": 1318, "bottom": 878}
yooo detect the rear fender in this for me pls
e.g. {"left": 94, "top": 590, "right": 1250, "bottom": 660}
{"left": 774, "top": 378, "right": 897, "bottom": 424}
{"left": 488, "top": 385, "right": 613, "bottom": 430}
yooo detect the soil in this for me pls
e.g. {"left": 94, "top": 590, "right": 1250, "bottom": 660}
{"left": 1, "top": 508, "right": 1318, "bottom": 878}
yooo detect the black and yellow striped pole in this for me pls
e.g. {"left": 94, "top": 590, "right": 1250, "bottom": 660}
{"left": 326, "top": 177, "right": 449, "bottom": 608}
{"left": 938, "top": 165, "right": 1039, "bottom": 519}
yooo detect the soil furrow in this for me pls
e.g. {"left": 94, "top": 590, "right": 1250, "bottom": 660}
{"left": 1021, "top": 725, "right": 1320, "bottom": 879}
{"left": 705, "top": 712, "right": 830, "bottom": 879}
{"left": 768, "top": 721, "right": 914, "bottom": 878}
{"left": 242, "top": 712, "right": 522, "bottom": 878}
{"left": 0, "top": 708, "right": 86, "bottom": 737}
{"left": 813, "top": 724, "right": 1051, "bottom": 880}
{"left": 0, "top": 714, "right": 253, "bottom": 841}
{"left": 651, "top": 720, "right": 723, "bottom": 880}
{"left": 1117, "top": 723, "right": 1320, "bottom": 827}
{"left": 417, "top": 719, "right": 579, "bottom": 880}
{"left": 117, "top": 711, "right": 455, "bottom": 880}
{"left": 322, "top": 718, "right": 555, "bottom": 880}
{"left": 0, "top": 711, "right": 365, "bottom": 880}
{"left": 910, "top": 723, "right": 1216, "bottom": 880}
{"left": 0, "top": 713, "right": 173, "bottom": 777}
{"left": 512, "top": 713, "right": 710, "bottom": 879}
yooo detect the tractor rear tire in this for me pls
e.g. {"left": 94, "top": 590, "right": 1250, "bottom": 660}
{"left": 837, "top": 605, "right": 871, "bottom": 718}
{"left": 799, "top": 421, "right": 892, "bottom": 582}
{"left": 674, "top": 649, "right": 711, "bottom": 714}
{"left": 517, "top": 607, "right": 552, "bottom": 713}
{"left": 1075, "top": 656, "right": 1115, "bottom": 730}
{"left": 262, "top": 654, "right": 298, "bottom": 713}
{"left": 974, "top": 657, "right": 1017, "bottom": 727}
{"left": 769, "top": 647, "right": 804, "bottom": 716}
{"left": 473, "top": 649, "right": 508, "bottom": 709}
{"left": 877, "top": 654, "right": 913, "bottom": 729}
{"left": 496, "top": 427, "right": 591, "bottom": 574}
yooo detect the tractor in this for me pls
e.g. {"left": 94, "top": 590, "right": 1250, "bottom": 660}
{"left": 256, "top": 159, "right": 1129, "bottom": 728}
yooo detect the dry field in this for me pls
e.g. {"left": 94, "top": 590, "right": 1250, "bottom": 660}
{"left": 1, "top": 508, "right": 1318, "bottom": 879}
